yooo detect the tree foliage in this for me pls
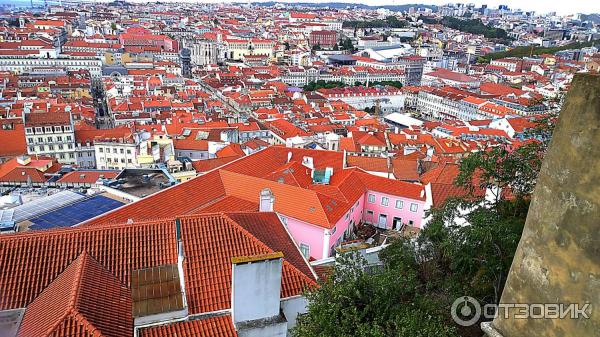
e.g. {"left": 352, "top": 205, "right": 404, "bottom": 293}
{"left": 343, "top": 16, "right": 409, "bottom": 29}
{"left": 303, "top": 80, "right": 346, "bottom": 91}
{"left": 478, "top": 40, "right": 600, "bottom": 62}
{"left": 293, "top": 249, "right": 459, "bottom": 337}
{"left": 418, "top": 15, "right": 509, "bottom": 40}
{"left": 294, "top": 117, "right": 555, "bottom": 337}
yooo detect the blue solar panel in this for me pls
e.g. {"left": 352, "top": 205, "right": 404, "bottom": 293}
{"left": 29, "top": 195, "right": 124, "bottom": 230}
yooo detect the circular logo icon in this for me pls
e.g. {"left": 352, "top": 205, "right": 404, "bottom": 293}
{"left": 451, "top": 296, "right": 481, "bottom": 326}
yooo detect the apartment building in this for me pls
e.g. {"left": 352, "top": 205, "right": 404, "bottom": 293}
{"left": 24, "top": 111, "right": 76, "bottom": 164}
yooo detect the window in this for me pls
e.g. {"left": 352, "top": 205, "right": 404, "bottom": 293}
{"left": 410, "top": 203, "right": 418, "bottom": 212}
{"left": 44, "top": 127, "right": 52, "bottom": 133}
{"left": 99, "top": 148, "right": 103, "bottom": 153}
{"left": 64, "top": 126, "right": 71, "bottom": 132}
{"left": 25, "top": 128, "right": 33, "bottom": 134}
{"left": 381, "top": 197, "right": 389, "bottom": 206}
{"left": 280, "top": 216, "right": 287, "bottom": 225}
{"left": 54, "top": 126, "right": 62, "bottom": 132}
{"left": 57, "top": 136, "right": 62, "bottom": 142}
{"left": 409, "top": 220, "right": 414, "bottom": 226}
{"left": 345, "top": 213, "right": 349, "bottom": 220}
{"left": 368, "top": 194, "right": 375, "bottom": 203}
{"left": 27, "top": 138, "right": 33, "bottom": 143}
{"left": 299, "top": 244, "right": 310, "bottom": 258}
{"left": 377, "top": 214, "right": 387, "bottom": 228}
{"left": 127, "top": 149, "right": 132, "bottom": 154}
{"left": 66, "top": 136, "right": 72, "bottom": 141}
{"left": 47, "top": 136, "right": 53, "bottom": 142}
{"left": 331, "top": 226, "right": 337, "bottom": 235}
{"left": 395, "top": 200, "right": 403, "bottom": 209}
{"left": 120, "top": 148, "right": 124, "bottom": 154}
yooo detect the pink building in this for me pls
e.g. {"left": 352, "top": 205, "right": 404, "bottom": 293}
{"left": 84, "top": 147, "right": 427, "bottom": 261}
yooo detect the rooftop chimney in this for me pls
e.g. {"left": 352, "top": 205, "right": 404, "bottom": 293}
{"left": 231, "top": 252, "right": 287, "bottom": 335}
{"left": 259, "top": 188, "right": 274, "bottom": 212}
{"left": 16, "top": 155, "right": 31, "bottom": 166}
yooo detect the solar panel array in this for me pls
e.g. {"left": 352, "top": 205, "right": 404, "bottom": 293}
{"left": 12, "top": 191, "right": 85, "bottom": 223}
{"left": 29, "top": 195, "right": 124, "bottom": 230}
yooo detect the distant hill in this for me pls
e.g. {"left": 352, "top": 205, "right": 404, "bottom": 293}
{"left": 249, "top": 2, "right": 437, "bottom": 12}
{"left": 580, "top": 13, "right": 600, "bottom": 24}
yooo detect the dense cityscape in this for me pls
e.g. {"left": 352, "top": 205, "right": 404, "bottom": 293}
{"left": 0, "top": 1, "right": 598, "bottom": 337}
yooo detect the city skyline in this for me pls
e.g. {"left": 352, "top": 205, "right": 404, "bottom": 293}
{"left": 3, "top": 0, "right": 600, "bottom": 16}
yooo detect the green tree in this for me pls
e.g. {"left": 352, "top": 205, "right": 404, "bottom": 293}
{"left": 293, "top": 249, "right": 459, "bottom": 337}
{"left": 341, "top": 38, "right": 355, "bottom": 51}
{"left": 294, "top": 117, "right": 554, "bottom": 336}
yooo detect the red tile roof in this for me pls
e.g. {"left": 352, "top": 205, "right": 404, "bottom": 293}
{"left": 17, "top": 251, "right": 133, "bottom": 337}
{"left": 180, "top": 212, "right": 316, "bottom": 314}
{"left": 192, "top": 196, "right": 257, "bottom": 213}
{"left": 139, "top": 314, "right": 237, "bottom": 337}
{"left": 0, "top": 220, "right": 178, "bottom": 310}
{"left": 191, "top": 156, "right": 242, "bottom": 173}
{"left": 0, "top": 124, "right": 26, "bottom": 158}
{"left": 82, "top": 147, "right": 425, "bottom": 229}
{"left": 216, "top": 143, "right": 245, "bottom": 158}
{"left": 24, "top": 111, "right": 71, "bottom": 127}
{"left": 1, "top": 213, "right": 316, "bottom": 335}
{"left": 56, "top": 170, "right": 119, "bottom": 184}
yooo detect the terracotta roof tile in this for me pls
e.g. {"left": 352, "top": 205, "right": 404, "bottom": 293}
{"left": 139, "top": 314, "right": 237, "bottom": 337}
{"left": 0, "top": 220, "right": 178, "bottom": 310}
{"left": 179, "top": 213, "right": 316, "bottom": 314}
{"left": 17, "top": 251, "right": 133, "bottom": 337}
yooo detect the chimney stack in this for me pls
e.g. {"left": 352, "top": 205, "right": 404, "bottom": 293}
{"left": 231, "top": 252, "right": 287, "bottom": 335}
{"left": 259, "top": 188, "right": 274, "bottom": 212}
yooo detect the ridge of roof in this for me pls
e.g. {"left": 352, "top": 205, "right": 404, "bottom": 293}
{"left": 16, "top": 251, "right": 133, "bottom": 337}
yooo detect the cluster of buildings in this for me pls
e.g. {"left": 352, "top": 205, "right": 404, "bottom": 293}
{"left": 0, "top": 1, "right": 597, "bottom": 336}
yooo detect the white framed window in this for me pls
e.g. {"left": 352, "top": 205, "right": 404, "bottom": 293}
{"left": 299, "top": 244, "right": 310, "bottom": 258}
{"left": 395, "top": 200, "right": 403, "bottom": 209}
{"left": 410, "top": 203, "right": 418, "bottom": 212}
{"left": 25, "top": 128, "right": 33, "bottom": 134}
{"left": 368, "top": 194, "right": 375, "bottom": 203}
{"left": 44, "top": 127, "right": 52, "bottom": 133}
{"left": 381, "top": 197, "right": 389, "bottom": 206}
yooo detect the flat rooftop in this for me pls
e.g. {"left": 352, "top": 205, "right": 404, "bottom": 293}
{"left": 112, "top": 168, "right": 174, "bottom": 198}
